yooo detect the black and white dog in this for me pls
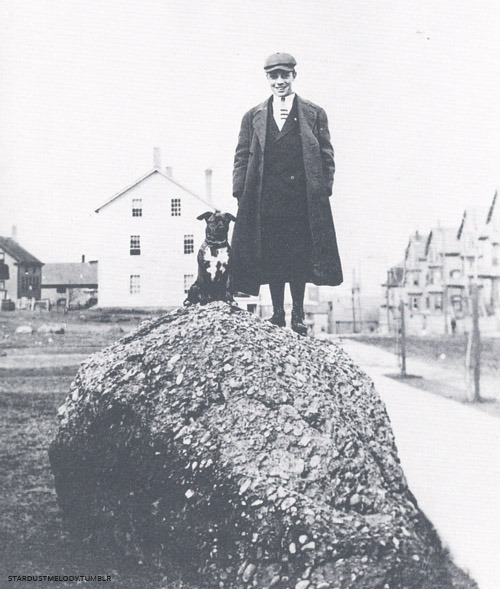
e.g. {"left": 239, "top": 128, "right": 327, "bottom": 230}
{"left": 184, "top": 211, "right": 237, "bottom": 306}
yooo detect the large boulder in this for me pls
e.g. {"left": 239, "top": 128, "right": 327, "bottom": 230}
{"left": 50, "top": 303, "right": 462, "bottom": 589}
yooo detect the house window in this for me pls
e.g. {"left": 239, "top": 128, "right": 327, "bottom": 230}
{"left": 411, "top": 296, "right": 420, "bottom": 310}
{"left": 184, "top": 274, "right": 194, "bottom": 293}
{"left": 130, "top": 235, "right": 141, "bottom": 255}
{"left": 132, "top": 198, "right": 142, "bottom": 217}
{"left": 184, "top": 234, "right": 194, "bottom": 254}
{"left": 130, "top": 275, "right": 140, "bottom": 294}
{"left": 434, "top": 294, "right": 443, "bottom": 311}
{"left": 452, "top": 295, "right": 463, "bottom": 313}
{"left": 171, "top": 198, "right": 181, "bottom": 216}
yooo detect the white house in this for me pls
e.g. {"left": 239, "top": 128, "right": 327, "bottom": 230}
{"left": 94, "top": 149, "right": 217, "bottom": 308}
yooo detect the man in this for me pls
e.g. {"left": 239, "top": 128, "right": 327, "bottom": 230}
{"left": 231, "top": 52, "right": 343, "bottom": 335}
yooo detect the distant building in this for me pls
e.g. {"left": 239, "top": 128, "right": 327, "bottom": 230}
{"left": 381, "top": 191, "right": 500, "bottom": 335}
{"left": 41, "top": 260, "right": 98, "bottom": 308}
{"left": 379, "top": 263, "right": 404, "bottom": 333}
{"left": 94, "top": 148, "right": 218, "bottom": 308}
{"left": 403, "top": 230, "right": 427, "bottom": 314}
{"left": 0, "top": 234, "right": 43, "bottom": 308}
{"left": 460, "top": 193, "right": 500, "bottom": 315}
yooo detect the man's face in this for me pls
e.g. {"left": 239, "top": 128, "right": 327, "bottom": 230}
{"left": 266, "top": 69, "right": 295, "bottom": 97}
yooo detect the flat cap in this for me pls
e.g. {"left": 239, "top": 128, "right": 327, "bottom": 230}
{"left": 263, "top": 52, "right": 297, "bottom": 72}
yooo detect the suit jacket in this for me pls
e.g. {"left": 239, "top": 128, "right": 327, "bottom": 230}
{"left": 261, "top": 96, "right": 307, "bottom": 218}
{"left": 230, "top": 95, "right": 342, "bottom": 295}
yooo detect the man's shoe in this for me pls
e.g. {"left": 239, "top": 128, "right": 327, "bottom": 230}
{"left": 267, "top": 308, "right": 286, "bottom": 327}
{"left": 291, "top": 307, "right": 307, "bottom": 336}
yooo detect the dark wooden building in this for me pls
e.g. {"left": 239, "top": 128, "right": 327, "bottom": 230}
{"left": 0, "top": 236, "right": 43, "bottom": 305}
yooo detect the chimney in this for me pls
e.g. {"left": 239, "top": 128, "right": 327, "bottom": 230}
{"left": 82, "top": 254, "right": 86, "bottom": 263}
{"left": 165, "top": 166, "right": 173, "bottom": 177}
{"left": 205, "top": 168, "right": 213, "bottom": 206}
{"left": 11, "top": 225, "right": 17, "bottom": 240}
{"left": 153, "top": 147, "right": 162, "bottom": 169}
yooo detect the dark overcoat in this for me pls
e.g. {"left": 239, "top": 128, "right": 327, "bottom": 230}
{"left": 231, "top": 95, "right": 343, "bottom": 296}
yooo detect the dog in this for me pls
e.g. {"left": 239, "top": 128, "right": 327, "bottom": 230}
{"left": 184, "top": 211, "right": 237, "bottom": 306}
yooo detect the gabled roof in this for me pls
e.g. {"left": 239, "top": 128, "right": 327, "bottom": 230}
{"left": 0, "top": 237, "right": 43, "bottom": 265}
{"left": 385, "top": 264, "right": 405, "bottom": 286}
{"left": 404, "top": 231, "right": 427, "bottom": 263}
{"left": 42, "top": 262, "right": 98, "bottom": 286}
{"left": 486, "top": 190, "right": 497, "bottom": 225}
{"left": 425, "top": 227, "right": 460, "bottom": 256}
{"left": 95, "top": 168, "right": 216, "bottom": 213}
{"left": 457, "top": 206, "right": 488, "bottom": 240}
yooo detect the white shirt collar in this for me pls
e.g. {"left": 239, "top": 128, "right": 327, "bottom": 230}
{"left": 272, "top": 93, "right": 295, "bottom": 108}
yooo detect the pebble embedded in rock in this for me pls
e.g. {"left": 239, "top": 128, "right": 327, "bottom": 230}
{"left": 242, "top": 563, "right": 256, "bottom": 582}
{"left": 310, "top": 455, "right": 321, "bottom": 468}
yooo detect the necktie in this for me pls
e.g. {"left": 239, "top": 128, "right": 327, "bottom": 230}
{"left": 279, "top": 97, "right": 289, "bottom": 124}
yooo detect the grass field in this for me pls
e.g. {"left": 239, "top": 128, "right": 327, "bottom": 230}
{"left": 346, "top": 334, "right": 500, "bottom": 375}
{"left": 0, "top": 311, "right": 197, "bottom": 588}
{"left": 341, "top": 334, "right": 500, "bottom": 418}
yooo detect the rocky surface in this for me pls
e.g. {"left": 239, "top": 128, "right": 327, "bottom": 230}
{"left": 50, "top": 302, "right": 461, "bottom": 588}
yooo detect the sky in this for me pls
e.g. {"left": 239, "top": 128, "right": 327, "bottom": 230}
{"left": 1, "top": 0, "right": 499, "bottom": 296}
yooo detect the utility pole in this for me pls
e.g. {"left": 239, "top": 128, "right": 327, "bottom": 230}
{"left": 465, "top": 227, "right": 481, "bottom": 402}
{"left": 351, "top": 268, "right": 357, "bottom": 333}
{"left": 399, "top": 298, "right": 407, "bottom": 377}
{"left": 442, "top": 228, "right": 449, "bottom": 334}
{"left": 471, "top": 283, "right": 481, "bottom": 401}
{"left": 386, "top": 270, "right": 391, "bottom": 334}
{"left": 357, "top": 281, "right": 363, "bottom": 333}
{"left": 327, "top": 301, "right": 334, "bottom": 334}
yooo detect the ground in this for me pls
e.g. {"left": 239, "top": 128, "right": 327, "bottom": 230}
{"left": 0, "top": 310, "right": 196, "bottom": 588}
{"left": 346, "top": 334, "right": 500, "bottom": 376}
{"left": 341, "top": 334, "right": 500, "bottom": 418}
{"left": 338, "top": 339, "right": 500, "bottom": 589}
{"left": 0, "top": 310, "right": 488, "bottom": 588}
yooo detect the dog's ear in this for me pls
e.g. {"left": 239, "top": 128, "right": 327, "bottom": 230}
{"left": 224, "top": 213, "right": 237, "bottom": 223}
{"left": 197, "top": 211, "right": 213, "bottom": 222}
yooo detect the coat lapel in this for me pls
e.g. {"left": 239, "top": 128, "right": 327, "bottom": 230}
{"left": 252, "top": 99, "right": 269, "bottom": 151}
{"left": 296, "top": 95, "right": 318, "bottom": 144}
{"left": 253, "top": 96, "right": 316, "bottom": 147}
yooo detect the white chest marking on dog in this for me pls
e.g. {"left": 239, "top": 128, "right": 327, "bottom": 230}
{"left": 205, "top": 246, "right": 229, "bottom": 279}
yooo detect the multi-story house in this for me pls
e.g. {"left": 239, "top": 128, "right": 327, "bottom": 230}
{"left": 403, "top": 231, "right": 427, "bottom": 317}
{"left": 421, "top": 226, "right": 463, "bottom": 333}
{"left": 94, "top": 149, "right": 217, "bottom": 308}
{"left": 379, "top": 264, "right": 404, "bottom": 334}
{"left": 476, "top": 192, "right": 500, "bottom": 314}
{"left": 0, "top": 234, "right": 43, "bottom": 308}
{"left": 383, "top": 191, "right": 500, "bottom": 335}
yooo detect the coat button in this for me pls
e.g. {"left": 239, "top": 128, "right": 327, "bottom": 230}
{"left": 290, "top": 175, "right": 295, "bottom": 180}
